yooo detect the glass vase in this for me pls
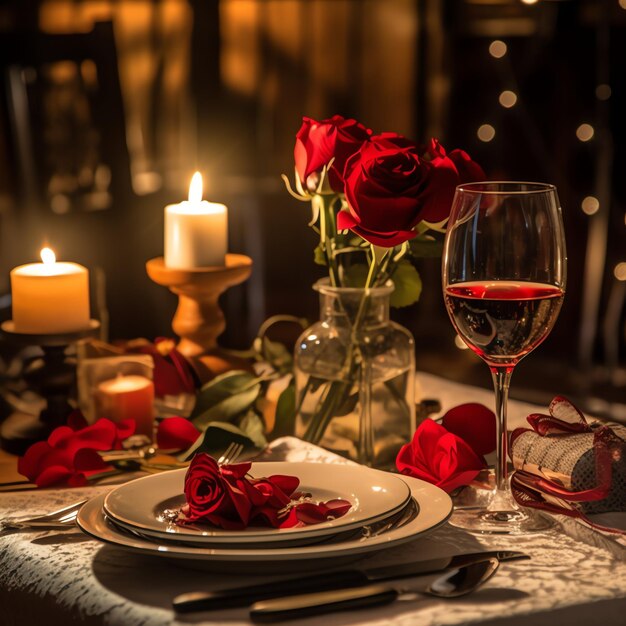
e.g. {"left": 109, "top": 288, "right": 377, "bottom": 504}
{"left": 294, "top": 279, "right": 415, "bottom": 470}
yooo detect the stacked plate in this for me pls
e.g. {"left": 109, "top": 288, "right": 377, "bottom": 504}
{"left": 77, "top": 462, "right": 453, "bottom": 572}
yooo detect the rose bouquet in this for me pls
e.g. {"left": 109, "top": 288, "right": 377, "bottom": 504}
{"left": 285, "top": 115, "right": 483, "bottom": 468}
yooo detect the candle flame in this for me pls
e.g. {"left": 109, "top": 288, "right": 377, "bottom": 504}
{"left": 188, "top": 171, "right": 203, "bottom": 203}
{"left": 40, "top": 247, "right": 56, "bottom": 265}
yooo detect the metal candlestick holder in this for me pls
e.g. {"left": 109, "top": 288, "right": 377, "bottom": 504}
{"left": 0, "top": 320, "right": 100, "bottom": 454}
{"left": 146, "top": 254, "right": 253, "bottom": 382}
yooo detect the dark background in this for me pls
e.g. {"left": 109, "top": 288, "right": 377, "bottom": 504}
{"left": 0, "top": 0, "right": 625, "bottom": 419}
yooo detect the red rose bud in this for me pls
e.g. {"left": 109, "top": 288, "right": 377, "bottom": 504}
{"left": 294, "top": 115, "right": 371, "bottom": 192}
{"left": 396, "top": 419, "right": 487, "bottom": 493}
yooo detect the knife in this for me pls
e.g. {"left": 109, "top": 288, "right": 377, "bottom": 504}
{"left": 249, "top": 558, "right": 500, "bottom": 623}
{"left": 172, "top": 550, "right": 528, "bottom": 612}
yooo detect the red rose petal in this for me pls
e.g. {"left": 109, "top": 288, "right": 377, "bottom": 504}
{"left": 17, "top": 441, "right": 53, "bottom": 482}
{"left": 73, "top": 448, "right": 110, "bottom": 472}
{"left": 294, "top": 503, "right": 329, "bottom": 525}
{"left": 35, "top": 465, "right": 73, "bottom": 488}
{"left": 448, "top": 149, "right": 485, "bottom": 183}
{"left": 115, "top": 419, "right": 136, "bottom": 443}
{"left": 323, "top": 499, "right": 352, "bottom": 518}
{"left": 267, "top": 474, "right": 300, "bottom": 498}
{"left": 156, "top": 417, "right": 200, "bottom": 450}
{"left": 437, "top": 469, "right": 483, "bottom": 494}
{"left": 442, "top": 403, "right": 496, "bottom": 456}
{"left": 221, "top": 462, "right": 252, "bottom": 480}
{"left": 47, "top": 426, "right": 75, "bottom": 448}
{"left": 278, "top": 507, "right": 301, "bottom": 529}
{"left": 67, "top": 472, "right": 89, "bottom": 487}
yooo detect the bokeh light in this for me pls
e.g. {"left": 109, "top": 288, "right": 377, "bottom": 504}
{"left": 581, "top": 196, "right": 599, "bottom": 215}
{"left": 477, "top": 124, "right": 496, "bottom": 142}
{"left": 499, "top": 90, "right": 518, "bottom": 108}
{"left": 576, "top": 123, "right": 594, "bottom": 142}
{"left": 489, "top": 40, "right": 507, "bottom": 58}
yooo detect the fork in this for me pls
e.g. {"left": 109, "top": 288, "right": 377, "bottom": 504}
{"left": 0, "top": 499, "right": 86, "bottom": 534}
{"left": 217, "top": 442, "right": 244, "bottom": 466}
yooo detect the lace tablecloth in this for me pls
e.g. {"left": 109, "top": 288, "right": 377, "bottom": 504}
{"left": 1, "top": 373, "right": 625, "bottom": 626}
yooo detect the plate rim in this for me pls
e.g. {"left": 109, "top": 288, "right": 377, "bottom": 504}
{"left": 78, "top": 475, "right": 453, "bottom": 562}
{"left": 102, "top": 462, "right": 412, "bottom": 543}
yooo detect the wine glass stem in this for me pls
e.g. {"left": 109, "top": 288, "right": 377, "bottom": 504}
{"left": 490, "top": 366, "right": 513, "bottom": 492}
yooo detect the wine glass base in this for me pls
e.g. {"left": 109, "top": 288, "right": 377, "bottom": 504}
{"left": 450, "top": 503, "right": 555, "bottom": 535}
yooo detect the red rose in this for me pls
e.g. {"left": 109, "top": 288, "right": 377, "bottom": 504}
{"left": 338, "top": 135, "right": 484, "bottom": 247}
{"left": 396, "top": 419, "right": 487, "bottom": 493}
{"left": 179, "top": 455, "right": 353, "bottom": 530}
{"left": 18, "top": 416, "right": 135, "bottom": 488}
{"left": 396, "top": 403, "right": 495, "bottom": 493}
{"left": 181, "top": 454, "right": 255, "bottom": 529}
{"left": 294, "top": 115, "right": 371, "bottom": 192}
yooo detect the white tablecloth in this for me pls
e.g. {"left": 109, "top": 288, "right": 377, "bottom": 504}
{"left": 1, "top": 373, "right": 625, "bottom": 626}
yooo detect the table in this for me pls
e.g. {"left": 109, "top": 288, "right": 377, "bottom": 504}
{"left": 1, "top": 372, "right": 625, "bottom": 626}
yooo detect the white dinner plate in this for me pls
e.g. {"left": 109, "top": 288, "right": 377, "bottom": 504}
{"left": 103, "top": 462, "right": 411, "bottom": 545}
{"left": 78, "top": 475, "right": 452, "bottom": 572}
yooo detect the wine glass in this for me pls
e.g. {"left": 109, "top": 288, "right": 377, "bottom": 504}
{"left": 442, "top": 181, "right": 567, "bottom": 534}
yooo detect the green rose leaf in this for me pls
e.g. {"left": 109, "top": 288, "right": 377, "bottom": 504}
{"left": 237, "top": 410, "right": 268, "bottom": 449}
{"left": 191, "top": 370, "right": 262, "bottom": 428}
{"left": 390, "top": 260, "right": 422, "bottom": 308}
{"left": 178, "top": 421, "right": 256, "bottom": 462}
{"left": 260, "top": 336, "right": 293, "bottom": 375}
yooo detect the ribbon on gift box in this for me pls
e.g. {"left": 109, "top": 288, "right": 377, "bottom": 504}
{"left": 510, "top": 396, "right": 626, "bottom": 534}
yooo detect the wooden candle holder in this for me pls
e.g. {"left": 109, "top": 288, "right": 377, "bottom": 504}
{"left": 146, "top": 255, "right": 253, "bottom": 377}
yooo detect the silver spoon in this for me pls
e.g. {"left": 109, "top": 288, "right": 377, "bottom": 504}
{"left": 249, "top": 558, "right": 500, "bottom": 623}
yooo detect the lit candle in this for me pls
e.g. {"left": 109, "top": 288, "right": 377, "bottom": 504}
{"left": 10, "top": 247, "right": 90, "bottom": 334}
{"left": 96, "top": 375, "right": 155, "bottom": 440}
{"left": 164, "top": 172, "right": 228, "bottom": 269}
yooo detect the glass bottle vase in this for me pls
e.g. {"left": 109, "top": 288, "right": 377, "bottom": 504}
{"left": 294, "top": 279, "right": 415, "bottom": 470}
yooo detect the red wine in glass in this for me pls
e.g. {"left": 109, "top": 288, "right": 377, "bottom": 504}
{"left": 444, "top": 281, "right": 564, "bottom": 367}
{"left": 442, "top": 181, "right": 567, "bottom": 534}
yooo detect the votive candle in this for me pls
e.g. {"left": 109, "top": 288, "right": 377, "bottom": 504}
{"left": 96, "top": 375, "right": 155, "bottom": 440}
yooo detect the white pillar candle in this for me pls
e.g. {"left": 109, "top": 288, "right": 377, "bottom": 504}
{"left": 96, "top": 375, "right": 155, "bottom": 440}
{"left": 164, "top": 172, "right": 228, "bottom": 269}
{"left": 10, "top": 247, "right": 90, "bottom": 334}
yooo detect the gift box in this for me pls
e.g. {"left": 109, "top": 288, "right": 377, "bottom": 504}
{"left": 510, "top": 396, "right": 626, "bottom": 527}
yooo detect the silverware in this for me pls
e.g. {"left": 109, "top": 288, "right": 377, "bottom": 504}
{"left": 99, "top": 446, "right": 157, "bottom": 464}
{"left": 249, "top": 558, "right": 500, "bottom": 622}
{"left": 98, "top": 440, "right": 243, "bottom": 467}
{"left": 217, "top": 442, "right": 244, "bottom": 466}
{"left": 172, "top": 550, "right": 527, "bottom": 612}
{"left": 0, "top": 499, "right": 86, "bottom": 534}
